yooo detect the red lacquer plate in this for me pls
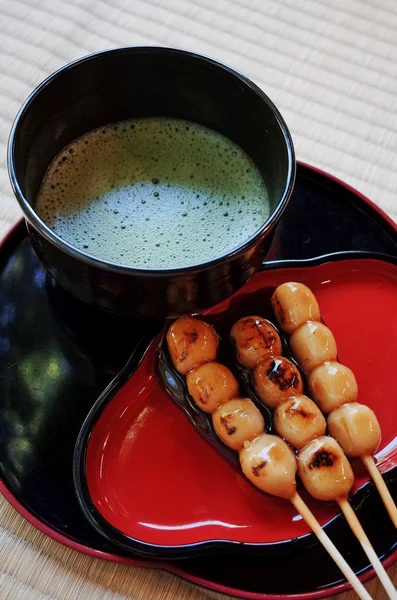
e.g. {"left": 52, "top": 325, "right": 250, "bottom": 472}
{"left": 74, "top": 253, "right": 397, "bottom": 561}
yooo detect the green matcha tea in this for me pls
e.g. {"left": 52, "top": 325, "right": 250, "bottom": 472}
{"left": 36, "top": 118, "right": 270, "bottom": 269}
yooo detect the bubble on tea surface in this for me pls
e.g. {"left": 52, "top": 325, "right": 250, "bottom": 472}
{"left": 35, "top": 117, "right": 270, "bottom": 269}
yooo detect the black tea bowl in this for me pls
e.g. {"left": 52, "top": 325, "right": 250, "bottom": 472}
{"left": 8, "top": 47, "right": 295, "bottom": 319}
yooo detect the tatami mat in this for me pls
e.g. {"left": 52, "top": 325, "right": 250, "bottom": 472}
{"left": 0, "top": 1, "right": 396, "bottom": 599}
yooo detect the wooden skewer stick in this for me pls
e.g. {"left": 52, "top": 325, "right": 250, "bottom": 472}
{"left": 291, "top": 493, "right": 372, "bottom": 600}
{"left": 337, "top": 497, "right": 397, "bottom": 599}
{"left": 361, "top": 455, "right": 397, "bottom": 528}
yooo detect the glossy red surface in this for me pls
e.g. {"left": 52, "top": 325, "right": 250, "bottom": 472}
{"left": 86, "top": 258, "right": 397, "bottom": 548}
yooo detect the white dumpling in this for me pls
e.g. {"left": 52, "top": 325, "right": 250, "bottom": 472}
{"left": 239, "top": 433, "right": 297, "bottom": 499}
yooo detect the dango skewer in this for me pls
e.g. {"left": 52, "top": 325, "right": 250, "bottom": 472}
{"left": 231, "top": 319, "right": 393, "bottom": 599}
{"left": 271, "top": 281, "right": 397, "bottom": 528}
{"left": 167, "top": 316, "right": 373, "bottom": 600}
{"left": 270, "top": 283, "right": 397, "bottom": 597}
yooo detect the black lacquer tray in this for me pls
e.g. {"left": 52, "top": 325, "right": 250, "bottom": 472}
{"left": 1, "top": 163, "right": 397, "bottom": 599}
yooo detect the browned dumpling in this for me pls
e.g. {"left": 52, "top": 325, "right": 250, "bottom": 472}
{"left": 239, "top": 433, "right": 297, "bottom": 499}
{"left": 212, "top": 398, "right": 265, "bottom": 450}
{"left": 271, "top": 282, "right": 321, "bottom": 334}
{"left": 308, "top": 361, "right": 358, "bottom": 413}
{"left": 298, "top": 436, "right": 354, "bottom": 501}
{"left": 253, "top": 356, "right": 303, "bottom": 408}
{"left": 231, "top": 316, "right": 282, "bottom": 370}
{"left": 274, "top": 395, "right": 327, "bottom": 449}
{"left": 186, "top": 362, "right": 239, "bottom": 413}
{"left": 167, "top": 317, "right": 219, "bottom": 375}
{"left": 290, "top": 321, "right": 337, "bottom": 373}
{"left": 328, "top": 403, "right": 381, "bottom": 457}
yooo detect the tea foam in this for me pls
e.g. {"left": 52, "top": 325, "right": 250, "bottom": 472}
{"left": 36, "top": 118, "right": 270, "bottom": 269}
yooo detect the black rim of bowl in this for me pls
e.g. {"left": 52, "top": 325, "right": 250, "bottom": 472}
{"left": 7, "top": 46, "right": 296, "bottom": 276}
